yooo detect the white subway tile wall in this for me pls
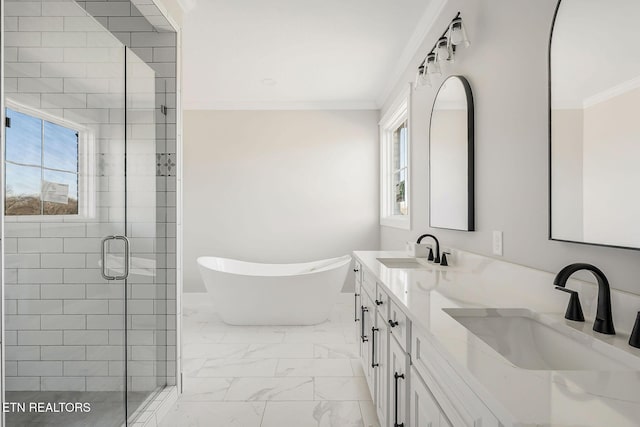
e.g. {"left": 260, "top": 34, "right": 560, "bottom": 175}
{"left": 4, "top": 0, "right": 177, "bottom": 394}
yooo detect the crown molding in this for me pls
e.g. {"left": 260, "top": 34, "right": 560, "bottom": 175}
{"left": 184, "top": 100, "right": 379, "bottom": 111}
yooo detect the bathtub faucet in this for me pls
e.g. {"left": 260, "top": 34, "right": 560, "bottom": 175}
{"left": 416, "top": 234, "right": 440, "bottom": 264}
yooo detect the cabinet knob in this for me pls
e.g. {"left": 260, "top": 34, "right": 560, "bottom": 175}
{"left": 353, "top": 268, "right": 359, "bottom": 273}
{"left": 375, "top": 299, "right": 383, "bottom": 306}
{"left": 388, "top": 319, "right": 399, "bottom": 328}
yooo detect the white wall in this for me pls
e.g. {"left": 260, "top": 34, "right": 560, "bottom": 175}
{"left": 380, "top": 0, "right": 640, "bottom": 295}
{"left": 183, "top": 110, "right": 379, "bottom": 292}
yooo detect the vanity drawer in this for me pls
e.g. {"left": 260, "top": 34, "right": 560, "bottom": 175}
{"left": 374, "top": 284, "right": 389, "bottom": 318}
{"left": 411, "top": 325, "right": 500, "bottom": 427}
{"left": 353, "top": 260, "right": 363, "bottom": 284}
{"left": 388, "top": 299, "right": 410, "bottom": 352}
{"left": 362, "top": 269, "right": 377, "bottom": 301}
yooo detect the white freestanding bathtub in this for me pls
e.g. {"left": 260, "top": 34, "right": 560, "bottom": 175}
{"left": 197, "top": 255, "right": 352, "bottom": 325}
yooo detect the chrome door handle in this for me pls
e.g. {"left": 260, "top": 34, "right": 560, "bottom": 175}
{"left": 101, "top": 236, "right": 115, "bottom": 280}
{"left": 101, "top": 235, "right": 130, "bottom": 280}
{"left": 113, "top": 235, "right": 130, "bottom": 280}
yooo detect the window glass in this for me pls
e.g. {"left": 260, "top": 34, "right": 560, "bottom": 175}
{"left": 6, "top": 109, "right": 42, "bottom": 166}
{"left": 5, "top": 163, "right": 42, "bottom": 215}
{"left": 393, "top": 169, "right": 407, "bottom": 215}
{"left": 44, "top": 120, "right": 78, "bottom": 172}
{"left": 392, "top": 121, "right": 408, "bottom": 216}
{"left": 5, "top": 107, "right": 80, "bottom": 216}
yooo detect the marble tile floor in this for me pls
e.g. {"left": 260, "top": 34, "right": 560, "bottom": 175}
{"left": 159, "top": 292, "right": 381, "bottom": 427}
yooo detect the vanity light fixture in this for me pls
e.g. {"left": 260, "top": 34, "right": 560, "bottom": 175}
{"left": 414, "top": 12, "right": 470, "bottom": 89}
{"left": 436, "top": 37, "right": 452, "bottom": 63}
{"left": 415, "top": 63, "right": 430, "bottom": 89}
{"left": 426, "top": 53, "right": 441, "bottom": 76}
{"left": 449, "top": 17, "right": 470, "bottom": 47}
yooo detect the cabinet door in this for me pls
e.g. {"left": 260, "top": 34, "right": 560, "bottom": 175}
{"left": 354, "top": 260, "right": 362, "bottom": 284}
{"left": 388, "top": 336, "right": 409, "bottom": 427}
{"left": 375, "top": 284, "right": 389, "bottom": 320}
{"left": 409, "top": 366, "right": 441, "bottom": 427}
{"left": 374, "top": 313, "right": 389, "bottom": 426}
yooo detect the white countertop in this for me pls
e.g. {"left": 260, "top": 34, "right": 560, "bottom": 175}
{"left": 353, "top": 250, "right": 640, "bottom": 427}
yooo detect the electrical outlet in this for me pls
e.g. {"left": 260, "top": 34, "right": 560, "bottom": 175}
{"left": 492, "top": 231, "right": 503, "bottom": 256}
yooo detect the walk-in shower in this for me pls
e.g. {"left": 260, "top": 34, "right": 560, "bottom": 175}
{"left": 1, "top": 0, "right": 179, "bottom": 425}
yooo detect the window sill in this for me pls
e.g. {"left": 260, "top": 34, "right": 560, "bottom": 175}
{"left": 380, "top": 215, "right": 411, "bottom": 230}
{"left": 4, "top": 214, "right": 84, "bottom": 223}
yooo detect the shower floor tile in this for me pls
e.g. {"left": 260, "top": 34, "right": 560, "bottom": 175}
{"left": 5, "top": 391, "right": 124, "bottom": 427}
{"left": 4, "top": 391, "right": 155, "bottom": 427}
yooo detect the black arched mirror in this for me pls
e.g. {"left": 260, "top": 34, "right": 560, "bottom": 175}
{"left": 550, "top": 0, "right": 640, "bottom": 249}
{"left": 429, "top": 75, "right": 475, "bottom": 231}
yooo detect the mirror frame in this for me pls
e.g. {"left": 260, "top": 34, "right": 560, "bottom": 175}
{"left": 429, "top": 75, "right": 475, "bottom": 231}
{"left": 548, "top": 0, "right": 640, "bottom": 251}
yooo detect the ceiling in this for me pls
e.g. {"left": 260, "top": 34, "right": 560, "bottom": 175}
{"left": 182, "top": 0, "right": 437, "bottom": 110}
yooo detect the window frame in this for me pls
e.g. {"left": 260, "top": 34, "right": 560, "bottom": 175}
{"left": 4, "top": 99, "right": 96, "bottom": 220}
{"left": 380, "top": 85, "right": 411, "bottom": 229}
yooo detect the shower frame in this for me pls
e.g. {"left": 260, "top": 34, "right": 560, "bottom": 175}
{"left": 0, "top": 0, "right": 183, "bottom": 425}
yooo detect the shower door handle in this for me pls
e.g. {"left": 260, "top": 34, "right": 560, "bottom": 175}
{"left": 101, "top": 235, "right": 130, "bottom": 280}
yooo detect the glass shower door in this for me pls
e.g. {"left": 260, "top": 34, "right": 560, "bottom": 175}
{"left": 124, "top": 47, "right": 167, "bottom": 420}
{"left": 2, "top": 2, "right": 128, "bottom": 425}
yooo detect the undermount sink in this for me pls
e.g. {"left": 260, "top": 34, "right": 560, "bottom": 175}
{"left": 445, "top": 308, "right": 636, "bottom": 371}
{"left": 377, "top": 257, "right": 430, "bottom": 269}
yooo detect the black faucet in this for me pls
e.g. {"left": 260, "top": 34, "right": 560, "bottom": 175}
{"left": 416, "top": 234, "right": 440, "bottom": 264}
{"left": 553, "top": 263, "right": 615, "bottom": 335}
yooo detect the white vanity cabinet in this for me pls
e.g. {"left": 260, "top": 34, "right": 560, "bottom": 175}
{"left": 389, "top": 335, "right": 409, "bottom": 427}
{"left": 354, "top": 260, "right": 363, "bottom": 284}
{"left": 410, "top": 366, "right": 450, "bottom": 427}
{"left": 388, "top": 299, "right": 410, "bottom": 351}
{"left": 411, "top": 325, "right": 500, "bottom": 427}
{"left": 360, "top": 288, "right": 376, "bottom": 395}
{"left": 354, "top": 260, "right": 502, "bottom": 427}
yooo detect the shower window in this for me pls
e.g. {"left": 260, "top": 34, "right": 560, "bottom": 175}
{"left": 5, "top": 106, "right": 82, "bottom": 216}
